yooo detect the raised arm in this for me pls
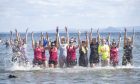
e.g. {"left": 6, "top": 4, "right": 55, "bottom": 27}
{"left": 56, "top": 26, "right": 59, "bottom": 48}
{"left": 46, "top": 32, "right": 49, "bottom": 41}
{"left": 97, "top": 28, "right": 101, "bottom": 44}
{"left": 107, "top": 33, "right": 111, "bottom": 46}
{"left": 65, "top": 26, "right": 69, "bottom": 44}
{"left": 131, "top": 28, "right": 135, "bottom": 46}
{"left": 40, "top": 32, "right": 44, "bottom": 42}
{"left": 78, "top": 31, "right": 81, "bottom": 47}
{"left": 10, "top": 31, "right": 13, "bottom": 46}
{"left": 85, "top": 31, "right": 88, "bottom": 47}
{"left": 44, "top": 32, "right": 51, "bottom": 50}
{"left": 25, "top": 28, "right": 28, "bottom": 44}
{"left": 117, "top": 32, "right": 121, "bottom": 48}
{"left": 89, "top": 28, "right": 93, "bottom": 44}
{"left": 15, "top": 29, "right": 20, "bottom": 41}
{"left": 58, "top": 30, "right": 62, "bottom": 46}
{"left": 31, "top": 32, "right": 35, "bottom": 49}
{"left": 124, "top": 28, "right": 127, "bottom": 47}
{"left": 18, "top": 33, "right": 22, "bottom": 42}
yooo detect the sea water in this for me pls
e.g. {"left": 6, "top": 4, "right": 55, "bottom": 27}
{"left": 0, "top": 32, "right": 140, "bottom": 84}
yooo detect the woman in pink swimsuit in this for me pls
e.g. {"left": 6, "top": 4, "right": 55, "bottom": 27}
{"left": 45, "top": 27, "right": 59, "bottom": 68}
{"left": 32, "top": 32, "right": 46, "bottom": 67}
{"left": 66, "top": 35, "right": 79, "bottom": 67}
{"left": 48, "top": 42, "right": 58, "bottom": 68}
{"left": 108, "top": 33, "right": 121, "bottom": 67}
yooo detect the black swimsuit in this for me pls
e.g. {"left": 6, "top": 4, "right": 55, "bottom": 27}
{"left": 89, "top": 43, "right": 99, "bottom": 64}
{"left": 79, "top": 47, "right": 88, "bottom": 67}
{"left": 122, "top": 45, "right": 133, "bottom": 65}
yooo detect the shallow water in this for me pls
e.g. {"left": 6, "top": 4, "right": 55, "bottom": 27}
{"left": 0, "top": 32, "right": 140, "bottom": 84}
{"left": 1, "top": 66, "right": 140, "bottom": 84}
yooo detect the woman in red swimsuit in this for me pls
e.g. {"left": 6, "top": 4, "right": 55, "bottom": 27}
{"left": 108, "top": 33, "right": 121, "bottom": 67}
{"left": 66, "top": 32, "right": 79, "bottom": 67}
{"left": 31, "top": 32, "right": 46, "bottom": 67}
{"left": 45, "top": 27, "right": 59, "bottom": 68}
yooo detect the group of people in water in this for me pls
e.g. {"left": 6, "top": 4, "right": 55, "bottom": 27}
{"left": 0, "top": 27, "right": 135, "bottom": 68}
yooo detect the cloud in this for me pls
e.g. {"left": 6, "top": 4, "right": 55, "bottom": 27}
{"left": 0, "top": 0, "right": 140, "bottom": 32}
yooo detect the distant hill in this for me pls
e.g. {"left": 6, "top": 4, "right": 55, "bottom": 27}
{"left": 101, "top": 26, "right": 140, "bottom": 32}
{"left": 101, "top": 26, "right": 122, "bottom": 32}
{"left": 0, "top": 26, "right": 140, "bottom": 33}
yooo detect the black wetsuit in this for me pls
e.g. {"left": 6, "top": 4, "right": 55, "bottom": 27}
{"left": 122, "top": 45, "right": 133, "bottom": 65}
{"left": 89, "top": 43, "right": 99, "bottom": 64}
{"left": 79, "top": 47, "right": 88, "bottom": 67}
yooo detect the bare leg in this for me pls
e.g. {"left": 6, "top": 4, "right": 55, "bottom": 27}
{"left": 54, "top": 64, "right": 57, "bottom": 68}
{"left": 45, "top": 61, "right": 48, "bottom": 68}
{"left": 93, "top": 64, "right": 96, "bottom": 67}
{"left": 59, "top": 58, "right": 64, "bottom": 68}
{"left": 107, "top": 59, "right": 110, "bottom": 66}
{"left": 90, "top": 63, "right": 93, "bottom": 67}
{"left": 42, "top": 61, "right": 48, "bottom": 68}
{"left": 49, "top": 64, "right": 54, "bottom": 68}
{"left": 101, "top": 60, "right": 106, "bottom": 67}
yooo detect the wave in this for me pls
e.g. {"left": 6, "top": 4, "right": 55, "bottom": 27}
{"left": 2, "top": 64, "right": 140, "bottom": 73}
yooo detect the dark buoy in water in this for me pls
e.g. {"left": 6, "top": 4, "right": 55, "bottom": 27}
{"left": 8, "top": 75, "right": 17, "bottom": 78}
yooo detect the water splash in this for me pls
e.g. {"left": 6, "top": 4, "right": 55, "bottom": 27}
{"left": 4, "top": 64, "right": 140, "bottom": 73}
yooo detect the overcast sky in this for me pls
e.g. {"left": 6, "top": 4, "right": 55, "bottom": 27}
{"left": 0, "top": 0, "right": 140, "bottom": 32}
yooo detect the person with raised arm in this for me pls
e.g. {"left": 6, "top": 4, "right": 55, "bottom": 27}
{"left": 19, "top": 28, "right": 30, "bottom": 65}
{"left": 43, "top": 32, "right": 50, "bottom": 67}
{"left": 66, "top": 31, "right": 79, "bottom": 67}
{"left": 89, "top": 28, "right": 100, "bottom": 67}
{"left": 58, "top": 26, "right": 69, "bottom": 68}
{"left": 98, "top": 32, "right": 110, "bottom": 67}
{"left": 13, "top": 29, "right": 29, "bottom": 65}
{"left": 38, "top": 32, "right": 48, "bottom": 68}
{"left": 109, "top": 32, "right": 121, "bottom": 67}
{"left": 122, "top": 28, "right": 135, "bottom": 66}
{"left": 78, "top": 31, "right": 88, "bottom": 67}
{"left": 44, "top": 27, "right": 59, "bottom": 68}
{"left": 9, "top": 29, "right": 21, "bottom": 63}
{"left": 10, "top": 30, "right": 17, "bottom": 62}
{"left": 32, "top": 32, "right": 45, "bottom": 67}
{"left": 43, "top": 32, "right": 49, "bottom": 48}
{"left": 43, "top": 27, "right": 59, "bottom": 68}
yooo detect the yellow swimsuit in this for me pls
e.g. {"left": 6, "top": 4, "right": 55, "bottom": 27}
{"left": 98, "top": 45, "right": 110, "bottom": 60}
{"left": 81, "top": 46, "right": 88, "bottom": 54}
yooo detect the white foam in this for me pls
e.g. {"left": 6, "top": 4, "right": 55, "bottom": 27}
{"left": 6, "top": 63, "right": 42, "bottom": 71}
{"left": 5, "top": 63, "right": 140, "bottom": 73}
